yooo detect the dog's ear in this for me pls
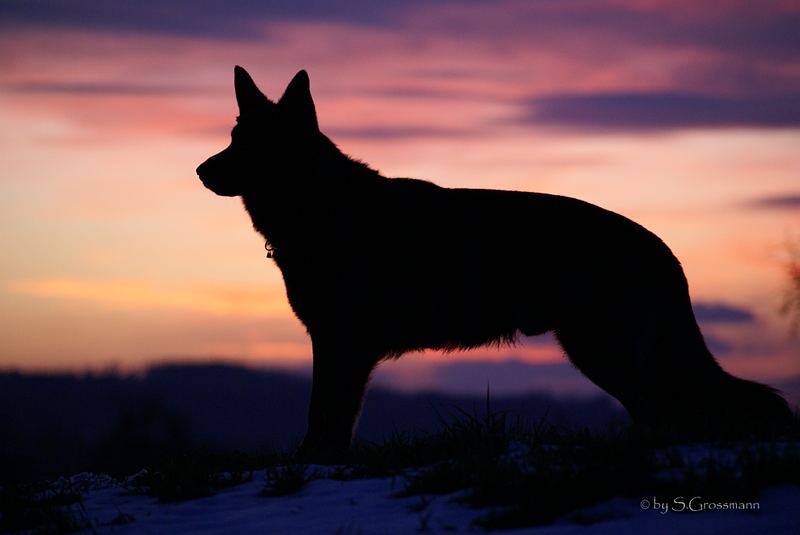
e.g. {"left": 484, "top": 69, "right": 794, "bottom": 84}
{"left": 234, "top": 65, "right": 268, "bottom": 114}
{"left": 279, "top": 70, "right": 318, "bottom": 131}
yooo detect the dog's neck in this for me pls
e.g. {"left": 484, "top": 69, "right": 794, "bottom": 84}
{"left": 244, "top": 133, "right": 382, "bottom": 257}
{"left": 316, "top": 134, "right": 381, "bottom": 181}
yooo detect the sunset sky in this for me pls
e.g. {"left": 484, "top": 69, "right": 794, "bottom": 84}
{"left": 0, "top": 1, "right": 798, "bottom": 395}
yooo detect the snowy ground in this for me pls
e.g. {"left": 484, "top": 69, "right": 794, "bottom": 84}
{"left": 61, "top": 470, "right": 800, "bottom": 534}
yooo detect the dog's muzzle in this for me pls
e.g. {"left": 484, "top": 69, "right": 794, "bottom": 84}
{"left": 196, "top": 152, "right": 241, "bottom": 197}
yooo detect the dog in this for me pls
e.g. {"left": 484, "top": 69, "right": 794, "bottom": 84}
{"left": 197, "top": 67, "right": 793, "bottom": 458}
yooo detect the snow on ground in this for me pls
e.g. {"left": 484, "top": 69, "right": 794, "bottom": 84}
{"left": 72, "top": 470, "right": 799, "bottom": 534}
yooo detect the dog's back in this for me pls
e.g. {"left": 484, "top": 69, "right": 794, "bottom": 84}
{"left": 289, "top": 178, "right": 671, "bottom": 353}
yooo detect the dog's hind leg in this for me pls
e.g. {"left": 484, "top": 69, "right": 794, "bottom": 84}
{"left": 553, "top": 278, "right": 721, "bottom": 428}
{"left": 297, "top": 335, "right": 378, "bottom": 461}
{"left": 554, "top": 319, "right": 644, "bottom": 421}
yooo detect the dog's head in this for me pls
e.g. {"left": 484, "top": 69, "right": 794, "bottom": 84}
{"left": 196, "top": 66, "right": 319, "bottom": 197}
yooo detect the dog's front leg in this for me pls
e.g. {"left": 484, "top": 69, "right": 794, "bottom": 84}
{"left": 297, "top": 336, "right": 377, "bottom": 462}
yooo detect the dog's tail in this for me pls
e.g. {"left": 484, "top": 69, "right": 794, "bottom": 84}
{"left": 663, "top": 284, "right": 797, "bottom": 439}
{"left": 645, "top": 307, "right": 796, "bottom": 439}
{"left": 708, "top": 371, "right": 796, "bottom": 436}
{"left": 648, "top": 366, "right": 796, "bottom": 441}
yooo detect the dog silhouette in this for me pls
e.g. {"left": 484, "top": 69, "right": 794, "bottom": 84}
{"left": 197, "top": 67, "right": 793, "bottom": 458}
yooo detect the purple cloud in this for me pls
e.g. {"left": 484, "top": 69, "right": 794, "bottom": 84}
{"left": 1, "top": 81, "right": 203, "bottom": 96}
{"left": 2, "top": 0, "right": 798, "bottom": 63}
{"left": 522, "top": 92, "right": 800, "bottom": 131}
{"left": 693, "top": 302, "right": 755, "bottom": 324}
{"left": 747, "top": 194, "right": 800, "bottom": 210}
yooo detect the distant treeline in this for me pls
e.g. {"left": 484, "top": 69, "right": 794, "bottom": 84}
{"left": 0, "top": 363, "right": 624, "bottom": 482}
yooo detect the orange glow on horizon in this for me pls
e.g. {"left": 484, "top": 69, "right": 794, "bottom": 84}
{"left": 7, "top": 278, "right": 293, "bottom": 317}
